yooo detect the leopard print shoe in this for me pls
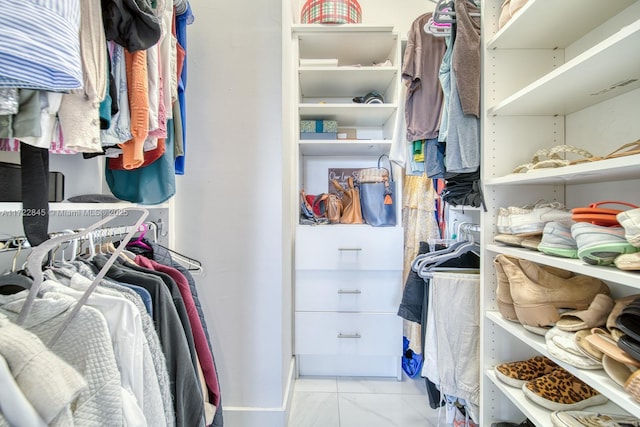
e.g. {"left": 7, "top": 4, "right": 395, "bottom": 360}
{"left": 523, "top": 367, "right": 608, "bottom": 411}
{"left": 494, "top": 355, "right": 558, "bottom": 388}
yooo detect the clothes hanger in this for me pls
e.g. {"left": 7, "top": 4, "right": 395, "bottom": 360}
{"left": 418, "top": 240, "right": 480, "bottom": 279}
{"left": 52, "top": 230, "right": 78, "bottom": 267}
{"left": 0, "top": 238, "right": 34, "bottom": 294}
{"left": 170, "top": 250, "right": 203, "bottom": 273}
{"left": 17, "top": 208, "right": 150, "bottom": 346}
{"left": 96, "top": 228, "right": 137, "bottom": 264}
{"left": 415, "top": 222, "right": 480, "bottom": 273}
{"left": 424, "top": 16, "right": 451, "bottom": 37}
{"left": 126, "top": 223, "right": 152, "bottom": 251}
{"left": 126, "top": 220, "right": 203, "bottom": 273}
{"left": 411, "top": 239, "right": 468, "bottom": 272}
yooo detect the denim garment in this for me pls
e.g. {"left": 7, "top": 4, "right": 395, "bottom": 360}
{"left": 101, "top": 43, "right": 133, "bottom": 146}
{"left": 407, "top": 140, "right": 425, "bottom": 176}
{"left": 425, "top": 138, "right": 446, "bottom": 178}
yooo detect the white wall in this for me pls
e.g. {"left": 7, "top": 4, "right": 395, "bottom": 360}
{"left": 175, "top": 0, "right": 292, "bottom": 425}
{"left": 176, "top": 1, "right": 432, "bottom": 426}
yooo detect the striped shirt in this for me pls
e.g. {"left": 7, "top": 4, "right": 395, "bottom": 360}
{"left": 0, "top": 0, "right": 82, "bottom": 91}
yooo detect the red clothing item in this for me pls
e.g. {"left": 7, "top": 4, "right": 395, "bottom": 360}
{"left": 135, "top": 255, "right": 221, "bottom": 407}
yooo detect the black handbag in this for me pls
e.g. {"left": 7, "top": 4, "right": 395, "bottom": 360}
{"left": 356, "top": 154, "right": 397, "bottom": 227}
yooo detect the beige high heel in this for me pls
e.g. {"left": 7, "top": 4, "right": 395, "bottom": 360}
{"left": 499, "top": 257, "right": 610, "bottom": 327}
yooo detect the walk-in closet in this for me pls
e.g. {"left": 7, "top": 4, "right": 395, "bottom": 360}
{"left": 2, "top": 0, "right": 640, "bottom": 426}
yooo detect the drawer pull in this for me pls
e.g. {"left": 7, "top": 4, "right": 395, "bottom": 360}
{"left": 338, "top": 247, "right": 362, "bottom": 252}
{"left": 337, "top": 333, "right": 361, "bottom": 339}
{"left": 338, "top": 289, "right": 362, "bottom": 295}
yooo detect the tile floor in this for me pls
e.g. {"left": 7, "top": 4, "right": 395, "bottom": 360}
{"left": 287, "top": 374, "right": 445, "bottom": 427}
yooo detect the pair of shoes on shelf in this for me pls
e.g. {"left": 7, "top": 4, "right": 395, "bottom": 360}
{"left": 538, "top": 221, "right": 578, "bottom": 259}
{"left": 511, "top": 203, "right": 570, "bottom": 236}
{"left": 614, "top": 207, "right": 640, "bottom": 267}
{"left": 550, "top": 410, "right": 640, "bottom": 427}
{"left": 512, "top": 145, "right": 595, "bottom": 174}
{"left": 571, "top": 222, "right": 640, "bottom": 266}
{"left": 497, "top": 204, "right": 534, "bottom": 234}
{"left": 493, "top": 255, "right": 610, "bottom": 328}
{"left": 545, "top": 327, "right": 602, "bottom": 370}
{"left": 618, "top": 207, "right": 640, "bottom": 247}
{"left": 498, "top": 0, "right": 529, "bottom": 29}
{"left": 495, "top": 357, "right": 608, "bottom": 411}
{"left": 493, "top": 233, "right": 541, "bottom": 250}
{"left": 615, "top": 253, "right": 640, "bottom": 270}
{"left": 496, "top": 201, "right": 571, "bottom": 236}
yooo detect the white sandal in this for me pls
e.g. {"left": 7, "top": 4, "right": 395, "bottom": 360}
{"left": 513, "top": 145, "right": 594, "bottom": 173}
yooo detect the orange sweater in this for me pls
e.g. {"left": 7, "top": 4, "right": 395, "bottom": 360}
{"left": 121, "top": 49, "right": 149, "bottom": 169}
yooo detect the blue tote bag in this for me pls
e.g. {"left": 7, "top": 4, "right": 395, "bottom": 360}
{"left": 356, "top": 154, "right": 397, "bottom": 227}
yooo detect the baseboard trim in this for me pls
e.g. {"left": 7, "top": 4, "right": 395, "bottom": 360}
{"left": 222, "top": 357, "right": 296, "bottom": 427}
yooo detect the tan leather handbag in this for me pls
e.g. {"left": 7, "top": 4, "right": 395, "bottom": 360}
{"left": 331, "top": 177, "right": 364, "bottom": 224}
{"left": 311, "top": 192, "right": 342, "bottom": 224}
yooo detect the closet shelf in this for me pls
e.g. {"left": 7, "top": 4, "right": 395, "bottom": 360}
{"left": 295, "top": 26, "right": 398, "bottom": 68}
{"left": 486, "top": 369, "right": 630, "bottom": 425}
{"left": 487, "top": 312, "right": 640, "bottom": 418}
{"left": 299, "top": 140, "right": 391, "bottom": 156}
{"left": 487, "top": 0, "right": 635, "bottom": 49}
{"left": 299, "top": 104, "right": 397, "bottom": 127}
{"left": 299, "top": 67, "right": 397, "bottom": 98}
{"left": 488, "top": 19, "right": 640, "bottom": 116}
{"left": 484, "top": 155, "right": 640, "bottom": 186}
{"left": 486, "top": 244, "right": 640, "bottom": 288}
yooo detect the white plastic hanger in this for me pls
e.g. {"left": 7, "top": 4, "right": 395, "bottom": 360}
{"left": 17, "top": 208, "right": 149, "bottom": 346}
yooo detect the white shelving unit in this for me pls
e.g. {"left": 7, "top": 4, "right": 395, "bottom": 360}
{"left": 481, "top": 0, "right": 640, "bottom": 425}
{"left": 288, "top": 24, "right": 405, "bottom": 378}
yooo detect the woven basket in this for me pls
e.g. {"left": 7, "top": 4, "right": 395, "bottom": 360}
{"left": 301, "top": 0, "right": 362, "bottom": 24}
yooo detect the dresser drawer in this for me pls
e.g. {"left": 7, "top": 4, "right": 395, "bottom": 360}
{"left": 296, "top": 270, "right": 402, "bottom": 312}
{"left": 295, "top": 225, "right": 403, "bottom": 270}
{"left": 295, "top": 312, "right": 402, "bottom": 356}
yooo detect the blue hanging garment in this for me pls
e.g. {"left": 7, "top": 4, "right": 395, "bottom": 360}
{"left": 402, "top": 336, "right": 424, "bottom": 378}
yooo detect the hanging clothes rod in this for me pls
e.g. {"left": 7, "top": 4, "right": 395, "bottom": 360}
{"left": 0, "top": 221, "right": 157, "bottom": 252}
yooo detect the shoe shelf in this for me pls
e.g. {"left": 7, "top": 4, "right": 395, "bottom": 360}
{"left": 487, "top": 0, "right": 636, "bottom": 50}
{"left": 487, "top": 19, "right": 640, "bottom": 117}
{"left": 487, "top": 312, "right": 640, "bottom": 419}
{"left": 481, "top": 0, "right": 640, "bottom": 424}
{"left": 486, "top": 368, "right": 631, "bottom": 425}
{"left": 486, "top": 244, "right": 640, "bottom": 289}
{"left": 483, "top": 155, "right": 640, "bottom": 187}
{"left": 485, "top": 370, "right": 627, "bottom": 426}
